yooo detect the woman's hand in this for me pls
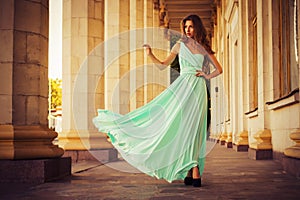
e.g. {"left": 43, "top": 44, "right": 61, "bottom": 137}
{"left": 195, "top": 70, "right": 209, "bottom": 79}
{"left": 143, "top": 44, "right": 152, "bottom": 56}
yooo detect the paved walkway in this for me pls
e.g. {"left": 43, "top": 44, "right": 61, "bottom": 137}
{"left": 1, "top": 143, "right": 300, "bottom": 200}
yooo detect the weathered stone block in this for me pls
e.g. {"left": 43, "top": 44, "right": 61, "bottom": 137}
{"left": 27, "top": 34, "right": 41, "bottom": 64}
{"left": 0, "top": 0, "right": 14, "bottom": 29}
{"left": 12, "top": 95, "right": 26, "bottom": 125}
{"left": 225, "top": 142, "right": 232, "bottom": 148}
{"left": 0, "top": 157, "right": 71, "bottom": 183}
{"left": 248, "top": 148, "right": 273, "bottom": 160}
{"left": 0, "top": 30, "right": 13, "bottom": 62}
{"left": 95, "top": 1, "right": 104, "bottom": 20}
{"left": 39, "top": 96, "right": 48, "bottom": 125}
{"left": 0, "top": 95, "right": 12, "bottom": 124}
{"left": 40, "top": 4, "right": 48, "bottom": 37}
{"left": 26, "top": 96, "right": 40, "bottom": 124}
{"left": 15, "top": 0, "right": 41, "bottom": 34}
{"left": 39, "top": 66, "right": 48, "bottom": 97}
{"left": 63, "top": 149, "right": 118, "bottom": 163}
{"left": 13, "top": 31, "right": 27, "bottom": 62}
{"left": 89, "top": 19, "right": 102, "bottom": 37}
{"left": 0, "top": 63, "right": 13, "bottom": 95}
{"left": 40, "top": 37, "right": 48, "bottom": 67}
{"left": 233, "top": 144, "right": 249, "bottom": 152}
{"left": 88, "top": 0, "right": 95, "bottom": 18}
{"left": 14, "top": 64, "right": 40, "bottom": 95}
{"left": 71, "top": 0, "right": 88, "bottom": 18}
{"left": 79, "top": 18, "right": 88, "bottom": 36}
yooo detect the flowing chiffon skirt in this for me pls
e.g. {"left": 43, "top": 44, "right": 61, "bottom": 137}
{"left": 93, "top": 72, "right": 208, "bottom": 182}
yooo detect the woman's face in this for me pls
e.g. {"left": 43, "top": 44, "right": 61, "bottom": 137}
{"left": 184, "top": 20, "right": 194, "bottom": 38}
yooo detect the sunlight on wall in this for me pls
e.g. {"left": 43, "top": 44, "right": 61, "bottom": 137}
{"left": 49, "top": 0, "right": 62, "bottom": 79}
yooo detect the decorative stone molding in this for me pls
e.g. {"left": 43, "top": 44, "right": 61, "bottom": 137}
{"left": 159, "top": 1, "right": 169, "bottom": 28}
{"left": 58, "top": 130, "right": 117, "bottom": 162}
{"left": 219, "top": 132, "right": 227, "bottom": 145}
{"left": 233, "top": 131, "right": 249, "bottom": 151}
{"left": 235, "top": 131, "right": 249, "bottom": 146}
{"left": 250, "top": 129, "right": 272, "bottom": 150}
{"left": 58, "top": 130, "right": 114, "bottom": 150}
{"left": 248, "top": 129, "right": 272, "bottom": 160}
{"left": 284, "top": 129, "right": 300, "bottom": 159}
{"left": 0, "top": 125, "right": 64, "bottom": 160}
{"left": 225, "top": 132, "right": 233, "bottom": 148}
{"left": 58, "top": 130, "right": 90, "bottom": 150}
{"left": 245, "top": 108, "right": 258, "bottom": 118}
{"left": 266, "top": 88, "right": 299, "bottom": 110}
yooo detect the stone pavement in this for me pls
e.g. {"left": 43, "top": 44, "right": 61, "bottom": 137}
{"left": 1, "top": 143, "right": 300, "bottom": 200}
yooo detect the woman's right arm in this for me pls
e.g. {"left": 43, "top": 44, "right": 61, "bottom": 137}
{"left": 143, "top": 44, "right": 178, "bottom": 70}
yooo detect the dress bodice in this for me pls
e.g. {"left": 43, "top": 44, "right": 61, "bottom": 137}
{"left": 178, "top": 42, "right": 205, "bottom": 75}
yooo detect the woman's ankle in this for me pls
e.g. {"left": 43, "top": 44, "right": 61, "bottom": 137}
{"left": 192, "top": 166, "right": 200, "bottom": 179}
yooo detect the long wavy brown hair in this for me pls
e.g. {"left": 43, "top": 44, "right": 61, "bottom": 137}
{"left": 180, "top": 14, "right": 214, "bottom": 54}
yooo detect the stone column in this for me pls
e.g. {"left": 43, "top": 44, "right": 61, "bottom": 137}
{"left": 219, "top": 129, "right": 228, "bottom": 145}
{"left": 234, "top": 130, "right": 249, "bottom": 151}
{"left": 144, "top": 0, "right": 154, "bottom": 103}
{"left": 223, "top": 1, "right": 238, "bottom": 149}
{"left": 153, "top": 2, "right": 170, "bottom": 96}
{"left": 282, "top": 0, "right": 300, "bottom": 177}
{"left": 210, "top": 3, "right": 224, "bottom": 143}
{"left": 60, "top": 0, "right": 115, "bottom": 162}
{"left": 233, "top": 0, "right": 249, "bottom": 152}
{"left": 248, "top": 0, "right": 273, "bottom": 160}
{"left": 0, "top": 0, "right": 70, "bottom": 183}
{"left": 104, "top": 0, "right": 130, "bottom": 114}
{"left": 130, "top": 0, "right": 145, "bottom": 110}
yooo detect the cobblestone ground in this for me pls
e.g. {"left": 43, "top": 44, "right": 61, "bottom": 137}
{"left": 1, "top": 143, "right": 300, "bottom": 200}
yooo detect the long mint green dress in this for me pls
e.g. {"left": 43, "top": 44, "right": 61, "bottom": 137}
{"left": 93, "top": 41, "right": 208, "bottom": 183}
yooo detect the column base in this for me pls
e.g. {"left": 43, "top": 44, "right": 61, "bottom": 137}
{"left": 233, "top": 144, "right": 249, "bottom": 152}
{"left": 225, "top": 142, "right": 232, "bottom": 148}
{"left": 219, "top": 140, "right": 225, "bottom": 145}
{"left": 0, "top": 157, "right": 71, "bottom": 183}
{"left": 63, "top": 148, "right": 118, "bottom": 163}
{"left": 282, "top": 156, "right": 300, "bottom": 178}
{"left": 248, "top": 148, "right": 273, "bottom": 160}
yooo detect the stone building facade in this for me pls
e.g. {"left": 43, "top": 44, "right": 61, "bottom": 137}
{"left": 0, "top": 0, "right": 299, "bottom": 182}
{"left": 209, "top": 0, "right": 300, "bottom": 176}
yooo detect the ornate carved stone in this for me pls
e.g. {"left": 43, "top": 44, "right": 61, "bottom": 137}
{"left": 159, "top": 2, "right": 169, "bottom": 28}
{"left": 219, "top": 132, "right": 227, "bottom": 145}
{"left": 250, "top": 129, "right": 272, "bottom": 150}
{"left": 233, "top": 131, "right": 249, "bottom": 151}
{"left": 248, "top": 129, "right": 272, "bottom": 160}
{"left": 284, "top": 129, "right": 300, "bottom": 159}
{"left": 225, "top": 132, "right": 233, "bottom": 148}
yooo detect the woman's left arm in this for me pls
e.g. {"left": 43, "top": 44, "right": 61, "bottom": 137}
{"left": 196, "top": 53, "right": 223, "bottom": 79}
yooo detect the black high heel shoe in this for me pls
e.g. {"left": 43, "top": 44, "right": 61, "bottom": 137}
{"left": 184, "top": 169, "right": 193, "bottom": 185}
{"left": 184, "top": 176, "right": 193, "bottom": 185}
{"left": 192, "top": 178, "right": 201, "bottom": 187}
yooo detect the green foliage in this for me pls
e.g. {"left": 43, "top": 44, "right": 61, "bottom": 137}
{"left": 49, "top": 78, "right": 62, "bottom": 109}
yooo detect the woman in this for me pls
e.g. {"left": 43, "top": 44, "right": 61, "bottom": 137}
{"left": 93, "top": 14, "right": 222, "bottom": 187}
